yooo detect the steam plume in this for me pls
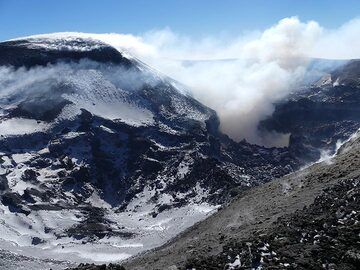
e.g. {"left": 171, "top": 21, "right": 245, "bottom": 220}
{"left": 12, "top": 17, "right": 360, "bottom": 146}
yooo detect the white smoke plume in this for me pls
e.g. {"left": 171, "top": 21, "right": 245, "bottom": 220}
{"left": 14, "top": 17, "right": 360, "bottom": 146}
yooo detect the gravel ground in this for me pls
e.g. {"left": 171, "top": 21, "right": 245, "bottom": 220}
{"left": 184, "top": 178, "right": 360, "bottom": 269}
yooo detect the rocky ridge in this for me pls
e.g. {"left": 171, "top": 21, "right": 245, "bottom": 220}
{"left": 260, "top": 59, "right": 360, "bottom": 163}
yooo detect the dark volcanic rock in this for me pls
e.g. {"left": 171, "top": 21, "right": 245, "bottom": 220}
{"left": 67, "top": 263, "right": 125, "bottom": 270}
{"left": 260, "top": 60, "right": 360, "bottom": 163}
{"left": 0, "top": 174, "right": 8, "bottom": 191}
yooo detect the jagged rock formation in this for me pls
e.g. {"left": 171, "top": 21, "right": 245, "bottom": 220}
{"left": 260, "top": 59, "right": 360, "bottom": 162}
{"left": 67, "top": 263, "right": 125, "bottom": 270}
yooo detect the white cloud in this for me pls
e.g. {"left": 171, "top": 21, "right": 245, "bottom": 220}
{"left": 311, "top": 18, "right": 360, "bottom": 59}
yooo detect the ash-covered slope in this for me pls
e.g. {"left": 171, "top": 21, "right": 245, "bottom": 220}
{"left": 0, "top": 35, "right": 296, "bottom": 266}
{"left": 260, "top": 59, "right": 360, "bottom": 163}
{"left": 123, "top": 129, "right": 360, "bottom": 270}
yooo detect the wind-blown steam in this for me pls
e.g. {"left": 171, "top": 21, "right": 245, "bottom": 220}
{"left": 11, "top": 17, "right": 360, "bottom": 146}
{"left": 0, "top": 60, "right": 163, "bottom": 127}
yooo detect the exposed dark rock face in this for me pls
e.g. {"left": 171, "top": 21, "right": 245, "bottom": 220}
{"left": 0, "top": 174, "right": 9, "bottom": 191}
{"left": 260, "top": 60, "right": 360, "bottom": 163}
{"left": 67, "top": 263, "right": 125, "bottom": 270}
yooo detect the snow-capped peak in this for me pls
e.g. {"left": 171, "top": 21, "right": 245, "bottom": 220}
{"left": 8, "top": 32, "right": 136, "bottom": 58}
{"left": 10, "top": 36, "right": 108, "bottom": 52}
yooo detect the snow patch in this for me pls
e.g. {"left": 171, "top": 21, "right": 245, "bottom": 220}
{"left": 0, "top": 119, "right": 48, "bottom": 136}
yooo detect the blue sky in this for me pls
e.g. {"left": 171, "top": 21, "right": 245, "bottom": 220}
{"left": 0, "top": 0, "right": 359, "bottom": 41}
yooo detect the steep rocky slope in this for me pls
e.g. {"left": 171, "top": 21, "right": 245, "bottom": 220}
{"left": 0, "top": 35, "right": 296, "bottom": 266}
{"left": 122, "top": 131, "right": 360, "bottom": 270}
{"left": 260, "top": 59, "right": 360, "bottom": 163}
